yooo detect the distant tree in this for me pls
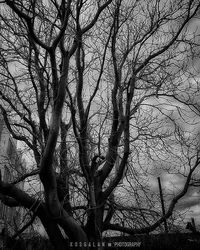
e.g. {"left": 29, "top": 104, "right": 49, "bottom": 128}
{"left": 0, "top": 0, "right": 200, "bottom": 249}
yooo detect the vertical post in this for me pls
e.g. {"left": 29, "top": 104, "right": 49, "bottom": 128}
{"left": 158, "top": 177, "right": 168, "bottom": 233}
{"left": 191, "top": 218, "right": 196, "bottom": 232}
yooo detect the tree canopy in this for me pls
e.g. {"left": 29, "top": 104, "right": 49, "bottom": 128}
{"left": 0, "top": 0, "right": 200, "bottom": 249}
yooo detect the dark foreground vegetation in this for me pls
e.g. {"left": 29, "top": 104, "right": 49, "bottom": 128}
{"left": 1, "top": 233, "right": 200, "bottom": 250}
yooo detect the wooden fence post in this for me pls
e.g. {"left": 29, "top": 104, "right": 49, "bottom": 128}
{"left": 158, "top": 177, "right": 168, "bottom": 233}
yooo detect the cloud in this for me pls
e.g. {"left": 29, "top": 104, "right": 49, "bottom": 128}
{"left": 176, "top": 195, "right": 200, "bottom": 210}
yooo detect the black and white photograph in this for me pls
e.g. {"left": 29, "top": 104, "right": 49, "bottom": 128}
{"left": 0, "top": 1, "right": 200, "bottom": 249}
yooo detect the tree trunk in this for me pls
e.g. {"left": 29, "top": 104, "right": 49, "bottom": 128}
{"left": 85, "top": 179, "right": 104, "bottom": 249}
{"left": 39, "top": 205, "right": 88, "bottom": 250}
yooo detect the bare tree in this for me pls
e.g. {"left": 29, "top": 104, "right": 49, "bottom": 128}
{"left": 0, "top": 0, "right": 200, "bottom": 249}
